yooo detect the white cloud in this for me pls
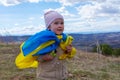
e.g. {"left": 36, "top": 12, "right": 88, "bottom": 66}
{"left": 0, "top": 0, "right": 97, "bottom": 6}
{"left": 58, "top": 0, "right": 96, "bottom": 6}
{"left": 28, "top": 17, "right": 35, "bottom": 20}
{"left": 76, "top": 4, "right": 98, "bottom": 19}
{"left": 28, "top": 0, "right": 41, "bottom": 3}
{"left": 76, "top": 0, "right": 120, "bottom": 18}
{"left": 0, "top": 0, "right": 42, "bottom": 6}
{"left": 44, "top": 6, "right": 75, "bottom": 18}
{"left": 14, "top": 23, "right": 19, "bottom": 26}
{"left": 74, "top": 0, "right": 120, "bottom": 30}
{"left": 0, "top": 24, "right": 45, "bottom": 35}
{"left": 0, "top": 0, "right": 21, "bottom": 6}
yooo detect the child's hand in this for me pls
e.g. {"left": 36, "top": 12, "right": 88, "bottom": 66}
{"left": 66, "top": 44, "right": 72, "bottom": 53}
{"left": 42, "top": 54, "right": 54, "bottom": 61}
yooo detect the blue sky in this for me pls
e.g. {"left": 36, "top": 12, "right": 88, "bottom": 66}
{"left": 0, "top": 0, "right": 120, "bottom": 35}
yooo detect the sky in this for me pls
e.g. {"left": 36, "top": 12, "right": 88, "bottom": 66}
{"left": 0, "top": 0, "right": 120, "bottom": 35}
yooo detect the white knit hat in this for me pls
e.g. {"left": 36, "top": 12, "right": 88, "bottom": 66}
{"left": 44, "top": 11, "right": 64, "bottom": 28}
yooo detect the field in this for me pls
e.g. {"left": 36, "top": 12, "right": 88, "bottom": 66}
{"left": 0, "top": 43, "right": 120, "bottom": 80}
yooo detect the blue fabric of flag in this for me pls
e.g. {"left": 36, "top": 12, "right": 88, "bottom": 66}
{"left": 22, "top": 30, "right": 67, "bottom": 56}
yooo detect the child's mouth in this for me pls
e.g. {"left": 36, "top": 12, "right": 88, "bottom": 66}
{"left": 57, "top": 29, "right": 63, "bottom": 31}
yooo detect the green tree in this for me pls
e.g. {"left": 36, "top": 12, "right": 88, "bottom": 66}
{"left": 100, "top": 44, "right": 113, "bottom": 56}
{"left": 112, "top": 48, "right": 120, "bottom": 56}
{"left": 92, "top": 44, "right": 113, "bottom": 56}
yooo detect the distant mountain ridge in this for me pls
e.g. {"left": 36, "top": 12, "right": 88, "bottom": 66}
{"left": 70, "top": 32, "right": 120, "bottom": 49}
{"left": 0, "top": 32, "right": 120, "bottom": 49}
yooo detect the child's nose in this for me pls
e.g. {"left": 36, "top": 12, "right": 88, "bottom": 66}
{"left": 58, "top": 23, "right": 63, "bottom": 27}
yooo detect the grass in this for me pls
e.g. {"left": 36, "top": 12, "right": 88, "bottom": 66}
{"left": 0, "top": 43, "right": 120, "bottom": 80}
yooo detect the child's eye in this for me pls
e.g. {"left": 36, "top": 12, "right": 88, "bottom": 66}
{"left": 61, "top": 22, "right": 64, "bottom": 24}
{"left": 54, "top": 22, "right": 64, "bottom": 25}
{"left": 54, "top": 22, "right": 58, "bottom": 25}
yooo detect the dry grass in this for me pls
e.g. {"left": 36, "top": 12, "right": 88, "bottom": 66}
{"left": 0, "top": 44, "right": 36, "bottom": 80}
{"left": 0, "top": 44, "right": 120, "bottom": 80}
{"left": 67, "top": 50, "right": 120, "bottom": 80}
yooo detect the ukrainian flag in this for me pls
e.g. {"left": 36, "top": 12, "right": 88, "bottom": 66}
{"left": 15, "top": 30, "right": 67, "bottom": 69}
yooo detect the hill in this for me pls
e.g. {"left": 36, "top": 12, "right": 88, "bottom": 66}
{"left": 0, "top": 44, "right": 120, "bottom": 80}
{"left": 71, "top": 32, "right": 120, "bottom": 48}
{"left": 0, "top": 32, "right": 120, "bottom": 50}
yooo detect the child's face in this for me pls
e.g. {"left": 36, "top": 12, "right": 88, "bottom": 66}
{"left": 48, "top": 18, "right": 64, "bottom": 35}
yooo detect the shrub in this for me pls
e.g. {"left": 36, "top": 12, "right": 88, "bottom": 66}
{"left": 112, "top": 48, "right": 120, "bottom": 56}
{"left": 92, "top": 44, "right": 115, "bottom": 56}
{"left": 100, "top": 44, "right": 113, "bottom": 56}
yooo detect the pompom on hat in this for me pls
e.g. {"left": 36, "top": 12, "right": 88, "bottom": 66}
{"left": 44, "top": 11, "right": 64, "bottom": 28}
